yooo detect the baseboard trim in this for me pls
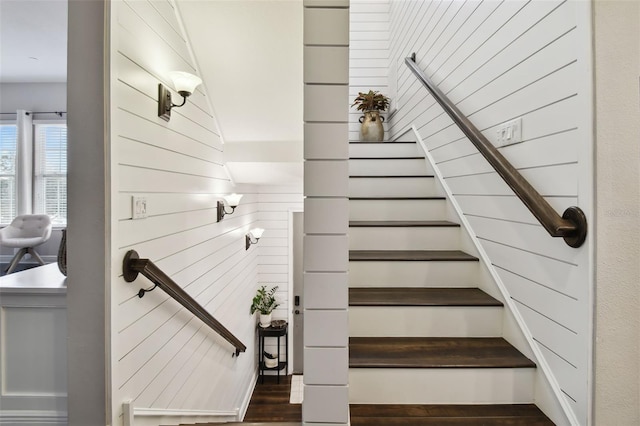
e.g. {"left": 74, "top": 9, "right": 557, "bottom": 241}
{"left": 122, "top": 401, "right": 238, "bottom": 426}
{"left": 237, "top": 369, "right": 259, "bottom": 421}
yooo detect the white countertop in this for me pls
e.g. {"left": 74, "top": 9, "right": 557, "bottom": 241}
{"left": 0, "top": 263, "right": 67, "bottom": 294}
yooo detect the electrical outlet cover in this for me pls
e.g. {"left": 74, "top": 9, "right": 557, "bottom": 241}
{"left": 132, "top": 196, "right": 147, "bottom": 219}
{"left": 496, "top": 117, "right": 522, "bottom": 147}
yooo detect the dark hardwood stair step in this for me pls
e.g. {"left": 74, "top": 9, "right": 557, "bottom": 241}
{"left": 349, "top": 220, "right": 458, "bottom": 227}
{"left": 349, "top": 337, "right": 536, "bottom": 368}
{"left": 349, "top": 288, "right": 502, "bottom": 307}
{"left": 349, "top": 250, "right": 478, "bottom": 262}
{"left": 350, "top": 404, "right": 554, "bottom": 425}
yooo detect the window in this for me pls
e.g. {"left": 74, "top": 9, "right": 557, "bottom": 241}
{"left": 0, "top": 124, "right": 17, "bottom": 224}
{"left": 34, "top": 124, "right": 67, "bottom": 224}
{"left": 0, "top": 122, "right": 67, "bottom": 225}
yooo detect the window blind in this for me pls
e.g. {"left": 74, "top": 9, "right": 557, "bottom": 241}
{"left": 34, "top": 124, "right": 67, "bottom": 224}
{"left": 0, "top": 124, "right": 17, "bottom": 224}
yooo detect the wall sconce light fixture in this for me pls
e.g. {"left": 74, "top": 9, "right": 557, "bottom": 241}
{"left": 245, "top": 228, "right": 265, "bottom": 250}
{"left": 158, "top": 71, "right": 203, "bottom": 122}
{"left": 217, "top": 193, "right": 243, "bottom": 222}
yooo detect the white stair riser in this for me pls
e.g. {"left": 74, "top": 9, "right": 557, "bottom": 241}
{"left": 349, "top": 261, "right": 478, "bottom": 288}
{"left": 349, "top": 306, "right": 503, "bottom": 337}
{"left": 349, "top": 143, "right": 422, "bottom": 158}
{"left": 349, "top": 227, "right": 460, "bottom": 250}
{"left": 349, "top": 177, "right": 438, "bottom": 198}
{"left": 350, "top": 159, "right": 428, "bottom": 176}
{"left": 348, "top": 368, "right": 535, "bottom": 404}
{"left": 349, "top": 199, "right": 446, "bottom": 221}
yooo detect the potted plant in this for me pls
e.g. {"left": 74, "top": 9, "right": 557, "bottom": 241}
{"left": 250, "top": 285, "right": 279, "bottom": 328}
{"left": 351, "top": 90, "right": 390, "bottom": 142}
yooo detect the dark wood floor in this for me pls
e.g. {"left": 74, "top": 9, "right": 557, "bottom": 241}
{"left": 183, "top": 375, "right": 554, "bottom": 425}
{"left": 243, "top": 375, "right": 302, "bottom": 423}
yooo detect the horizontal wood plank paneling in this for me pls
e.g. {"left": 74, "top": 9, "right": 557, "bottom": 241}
{"left": 253, "top": 186, "right": 302, "bottom": 365}
{"left": 349, "top": 0, "right": 390, "bottom": 141}
{"left": 389, "top": 0, "right": 591, "bottom": 423}
{"left": 111, "top": 0, "right": 261, "bottom": 421}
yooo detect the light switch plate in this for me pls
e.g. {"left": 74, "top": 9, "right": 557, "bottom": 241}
{"left": 132, "top": 196, "right": 147, "bottom": 219}
{"left": 496, "top": 117, "right": 522, "bottom": 147}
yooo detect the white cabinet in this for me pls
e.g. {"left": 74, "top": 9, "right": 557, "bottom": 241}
{"left": 0, "top": 264, "right": 67, "bottom": 425}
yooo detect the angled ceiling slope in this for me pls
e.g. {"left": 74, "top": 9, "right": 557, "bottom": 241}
{"left": 177, "top": 0, "right": 303, "bottom": 186}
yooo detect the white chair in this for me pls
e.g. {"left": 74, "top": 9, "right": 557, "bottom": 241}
{"left": 0, "top": 215, "right": 52, "bottom": 274}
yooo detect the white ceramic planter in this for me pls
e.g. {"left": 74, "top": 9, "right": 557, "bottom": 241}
{"left": 259, "top": 313, "right": 272, "bottom": 328}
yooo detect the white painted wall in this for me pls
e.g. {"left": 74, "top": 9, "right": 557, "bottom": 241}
{"left": 256, "top": 185, "right": 303, "bottom": 371}
{"left": 0, "top": 83, "right": 66, "bottom": 114}
{"left": 388, "top": 1, "right": 593, "bottom": 423}
{"left": 349, "top": 0, "right": 390, "bottom": 141}
{"left": 109, "top": 0, "right": 263, "bottom": 423}
{"left": 593, "top": 1, "right": 640, "bottom": 424}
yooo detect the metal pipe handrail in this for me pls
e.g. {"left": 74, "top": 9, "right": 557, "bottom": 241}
{"left": 405, "top": 53, "right": 587, "bottom": 248}
{"left": 123, "top": 250, "right": 246, "bottom": 356}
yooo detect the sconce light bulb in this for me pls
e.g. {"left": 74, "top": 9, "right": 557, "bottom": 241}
{"left": 250, "top": 228, "right": 265, "bottom": 240}
{"left": 169, "top": 71, "right": 202, "bottom": 97}
{"left": 223, "top": 193, "right": 243, "bottom": 208}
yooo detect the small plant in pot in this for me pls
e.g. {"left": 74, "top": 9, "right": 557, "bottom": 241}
{"left": 250, "top": 285, "right": 279, "bottom": 328}
{"left": 351, "top": 90, "right": 390, "bottom": 142}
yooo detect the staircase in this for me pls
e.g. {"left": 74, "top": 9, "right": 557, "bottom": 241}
{"left": 347, "top": 140, "right": 554, "bottom": 424}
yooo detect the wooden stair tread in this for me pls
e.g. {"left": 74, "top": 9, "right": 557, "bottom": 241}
{"left": 350, "top": 404, "right": 554, "bottom": 425}
{"left": 349, "top": 337, "right": 536, "bottom": 368}
{"left": 350, "top": 416, "right": 553, "bottom": 425}
{"left": 350, "top": 250, "right": 478, "bottom": 262}
{"left": 349, "top": 288, "right": 502, "bottom": 307}
{"left": 349, "top": 220, "right": 458, "bottom": 227}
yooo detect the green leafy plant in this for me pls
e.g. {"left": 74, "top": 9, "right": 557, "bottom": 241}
{"left": 351, "top": 90, "right": 390, "bottom": 112}
{"left": 250, "top": 285, "right": 279, "bottom": 315}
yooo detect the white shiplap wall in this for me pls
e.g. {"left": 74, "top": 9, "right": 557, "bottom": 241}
{"left": 111, "top": 0, "right": 261, "bottom": 421}
{"left": 349, "top": 0, "right": 390, "bottom": 141}
{"left": 257, "top": 185, "right": 303, "bottom": 362}
{"left": 389, "top": 0, "right": 592, "bottom": 424}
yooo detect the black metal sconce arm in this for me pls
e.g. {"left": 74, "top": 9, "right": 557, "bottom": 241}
{"left": 217, "top": 201, "right": 238, "bottom": 222}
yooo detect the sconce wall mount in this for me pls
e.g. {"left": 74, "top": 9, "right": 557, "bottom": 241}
{"left": 245, "top": 228, "right": 265, "bottom": 250}
{"left": 158, "top": 71, "right": 202, "bottom": 122}
{"left": 217, "top": 193, "right": 243, "bottom": 222}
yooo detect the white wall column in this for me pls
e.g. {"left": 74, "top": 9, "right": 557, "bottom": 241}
{"left": 67, "top": 0, "right": 110, "bottom": 424}
{"left": 302, "top": 1, "right": 350, "bottom": 424}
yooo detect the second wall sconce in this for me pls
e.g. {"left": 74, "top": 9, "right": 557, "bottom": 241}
{"left": 217, "top": 193, "right": 243, "bottom": 222}
{"left": 245, "top": 228, "right": 265, "bottom": 250}
{"left": 158, "top": 71, "right": 202, "bottom": 122}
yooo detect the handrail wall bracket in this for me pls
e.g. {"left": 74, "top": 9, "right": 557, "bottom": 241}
{"left": 122, "top": 249, "right": 246, "bottom": 357}
{"left": 562, "top": 206, "right": 588, "bottom": 248}
{"left": 406, "top": 53, "right": 587, "bottom": 248}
